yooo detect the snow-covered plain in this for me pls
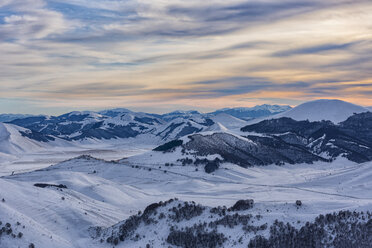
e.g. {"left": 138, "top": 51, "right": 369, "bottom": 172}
{"left": 0, "top": 155, "right": 371, "bottom": 247}
{"left": 0, "top": 139, "right": 154, "bottom": 177}
{"left": 0, "top": 121, "right": 158, "bottom": 176}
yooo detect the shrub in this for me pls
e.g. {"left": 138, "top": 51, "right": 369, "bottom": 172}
{"left": 167, "top": 224, "right": 226, "bottom": 248}
{"left": 229, "top": 199, "right": 254, "bottom": 211}
{"left": 153, "top": 140, "right": 183, "bottom": 152}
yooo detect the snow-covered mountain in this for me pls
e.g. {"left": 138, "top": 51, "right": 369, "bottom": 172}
{"left": 4, "top": 105, "right": 287, "bottom": 143}
{"left": 0, "top": 114, "right": 35, "bottom": 123}
{"left": 145, "top": 131, "right": 326, "bottom": 172}
{"left": 160, "top": 110, "right": 201, "bottom": 121}
{"left": 155, "top": 113, "right": 215, "bottom": 141}
{"left": 210, "top": 104, "right": 292, "bottom": 120}
{"left": 2, "top": 99, "right": 369, "bottom": 164}
{"left": 131, "top": 112, "right": 372, "bottom": 174}
{"left": 0, "top": 122, "right": 72, "bottom": 163}
{"left": 3, "top": 100, "right": 368, "bottom": 144}
{"left": 0, "top": 109, "right": 241, "bottom": 162}
{"left": 0, "top": 123, "right": 60, "bottom": 155}
{"left": 98, "top": 108, "right": 133, "bottom": 117}
{"left": 209, "top": 113, "right": 248, "bottom": 130}
{"left": 0, "top": 99, "right": 371, "bottom": 248}
{"left": 7, "top": 109, "right": 248, "bottom": 143}
{"left": 9, "top": 110, "right": 163, "bottom": 141}
{"left": 242, "top": 112, "right": 372, "bottom": 163}
{"left": 275, "top": 99, "right": 369, "bottom": 123}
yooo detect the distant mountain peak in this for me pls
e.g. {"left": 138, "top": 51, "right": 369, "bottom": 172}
{"left": 65, "top": 111, "right": 102, "bottom": 117}
{"left": 210, "top": 104, "right": 292, "bottom": 120}
{"left": 99, "top": 108, "right": 132, "bottom": 113}
{"left": 0, "top": 113, "right": 36, "bottom": 123}
{"left": 98, "top": 108, "right": 133, "bottom": 117}
{"left": 166, "top": 110, "right": 201, "bottom": 115}
{"left": 276, "top": 99, "right": 368, "bottom": 123}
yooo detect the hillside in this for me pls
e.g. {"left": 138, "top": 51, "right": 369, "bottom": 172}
{"left": 275, "top": 99, "right": 369, "bottom": 123}
{"left": 241, "top": 112, "right": 372, "bottom": 163}
{"left": 137, "top": 112, "right": 372, "bottom": 174}
{"left": 0, "top": 123, "right": 62, "bottom": 156}
{"left": 0, "top": 155, "right": 371, "bottom": 247}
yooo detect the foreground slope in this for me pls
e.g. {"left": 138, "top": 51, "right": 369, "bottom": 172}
{"left": 98, "top": 199, "right": 371, "bottom": 248}
{"left": 1, "top": 155, "right": 371, "bottom": 247}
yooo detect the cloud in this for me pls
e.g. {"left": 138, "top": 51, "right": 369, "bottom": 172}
{"left": 273, "top": 42, "right": 357, "bottom": 57}
{"left": 167, "top": 1, "right": 317, "bottom": 22}
{"left": 43, "top": 0, "right": 334, "bottom": 43}
{"left": 182, "top": 77, "right": 312, "bottom": 98}
{"left": 0, "top": 0, "right": 72, "bottom": 41}
{"left": 46, "top": 82, "right": 147, "bottom": 97}
{"left": 0, "top": 0, "right": 372, "bottom": 113}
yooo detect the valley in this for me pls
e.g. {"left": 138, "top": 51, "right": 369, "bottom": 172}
{"left": 0, "top": 99, "right": 371, "bottom": 247}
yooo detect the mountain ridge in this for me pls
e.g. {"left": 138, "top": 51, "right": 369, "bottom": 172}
{"left": 6, "top": 104, "right": 289, "bottom": 142}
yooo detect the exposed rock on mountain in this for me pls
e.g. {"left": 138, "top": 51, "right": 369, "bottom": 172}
{"left": 183, "top": 133, "right": 326, "bottom": 168}
{"left": 155, "top": 116, "right": 214, "bottom": 141}
{"left": 241, "top": 112, "right": 372, "bottom": 163}
{"left": 148, "top": 112, "right": 371, "bottom": 173}
{"left": 9, "top": 110, "right": 162, "bottom": 141}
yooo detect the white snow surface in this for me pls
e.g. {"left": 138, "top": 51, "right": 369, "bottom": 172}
{"left": 209, "top": 113, "right": 247, "bottom": 130}
{"left": 276, "top": 99, "right": 368, "bottom": 123}
{"left": 0, "top": 99, "right": 371, "bottom": 247}
{"left": 0, "top": 123, "right": 51, "bottom": 155}
{"left": 3, "top": 98, "right": 366, "bottom": 168}
{"left": 0, "top": 155, "right": 371, "bottom": 247}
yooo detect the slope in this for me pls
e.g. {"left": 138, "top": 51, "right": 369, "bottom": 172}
{"left": 276, "top": 99, "right": 368, "bottom": 123}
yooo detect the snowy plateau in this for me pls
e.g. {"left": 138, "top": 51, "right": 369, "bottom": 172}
{"left": 0, "top": 99, "right": 371, "bottom": 248}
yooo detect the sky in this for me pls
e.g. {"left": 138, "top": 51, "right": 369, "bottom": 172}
{"left": 0, "top": 0, "right": 371, "bottom": 115}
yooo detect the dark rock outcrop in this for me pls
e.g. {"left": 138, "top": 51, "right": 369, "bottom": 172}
{"left": 183, "top": 133, "right": 326, "bottom": 167}
{"left": 241, "top": 113, "right": 372, "bottom": 163}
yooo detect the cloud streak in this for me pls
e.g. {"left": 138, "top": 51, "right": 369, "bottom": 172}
{"left": 0, "top": 0, "right": 372, "bottom": 114}
{"left": 272, "top": 42, "right": 358, "bottom": 57}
